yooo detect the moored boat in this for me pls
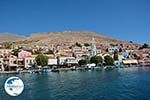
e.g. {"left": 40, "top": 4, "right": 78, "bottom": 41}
{"left": 71, "top": 66, "right": 76, "bottom": 71}
{"left": 51, "top": 66, "right": 59, "bottom": 72}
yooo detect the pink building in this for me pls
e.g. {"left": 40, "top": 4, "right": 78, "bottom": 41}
{"left": 18, "top": 50, "right": 32, "bottom": 59}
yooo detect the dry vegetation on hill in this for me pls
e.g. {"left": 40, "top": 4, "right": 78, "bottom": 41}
{"left": 0, "top": 31, "right": 135, "bottom": 46}
{"left": 27, "top": 31, "right": 122, "bottom": 45}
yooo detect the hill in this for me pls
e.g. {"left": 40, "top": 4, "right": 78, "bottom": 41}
{"left": 0, "top": 31, "right": 137, "bottom": 47}
{"left": 26, "top": 31, "right": 123, "bottom": 45}
{"left": 0, "top": 33, "right": 25, "bottom": 43}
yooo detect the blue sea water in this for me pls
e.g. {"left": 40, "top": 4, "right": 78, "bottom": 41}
{"left": 0, "top": 67, "right": 150, "bottom": 100}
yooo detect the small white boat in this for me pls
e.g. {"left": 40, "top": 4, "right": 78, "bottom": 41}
{"left": 103, "top": 66, "right": 107, "bottom": 70}
{"left": 71, "top": 66, "right": 76, "bottom": 71}
{"left": 43, "top": 66, "right": 51, "bottom": 72}
{"left": 85, "top": 63, "right": 96, "bottom": 70}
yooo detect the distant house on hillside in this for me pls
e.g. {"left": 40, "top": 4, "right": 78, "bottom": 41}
{"left": 0, "top": 49, "right": 12, "bottom": 55}
{"left": 108, "top": 47, "right": 119, "bottom": 53}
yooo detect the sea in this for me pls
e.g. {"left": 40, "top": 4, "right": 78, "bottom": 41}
{"left": 0, "top": 67, "right": 150, "bottom": 100}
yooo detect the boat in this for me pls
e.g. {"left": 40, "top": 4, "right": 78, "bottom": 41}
{"left": 28, "top": 70, "right": 34, "bottom": 74}
{"left": 15, "top": 68, "right": 23, "bottom": 74}
{"left": 28, "top": 67, "right": 41, "bottom": 73}
{"left": 85, "top": 63, "right": 96, "bottom": 70}
{"left": 43, "top": 66, "right": 51, "bottom": 72}
{"left": 34, "top": 69, "right": 41, "bottom": 73}
{"left": 71, "top": 66, "right": 76, "bottom": 71}
{"left": 94, "top": 66, "right": 102, "bottom": 70}
{"left": 104, "top": 66, "right": 115, "bottom": 70}
{"left": 51, "top": 66, "right": 59, "bottom": 72}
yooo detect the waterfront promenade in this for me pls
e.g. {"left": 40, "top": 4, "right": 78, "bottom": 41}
{"left": 0, "top": 65, "right": 149, "bottom": 74}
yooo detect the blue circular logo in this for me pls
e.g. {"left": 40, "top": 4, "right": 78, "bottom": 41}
{"left": 4, "top": 76, "right": 24, "bottom": 96}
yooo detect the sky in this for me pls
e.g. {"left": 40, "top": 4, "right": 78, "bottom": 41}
{"left": 0, "top": 0, "right": 150, "bottom": 44}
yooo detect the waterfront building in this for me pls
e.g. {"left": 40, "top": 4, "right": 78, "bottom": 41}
{"left": 58, "top": 57, "right": 77, "bottom": 66}
{"left": 2, "top": 54, "right": 18, "bottom": 71}
{"left": 17, "top": 58, "right": 25, "bottom": 69}
{"left": 8, "top": 55, "right": 18, "bottom": 71}
{"left": 18, "top": 50, "right": 32, "bottom": 59}
{"left": 143, "top": 58, "right": 150, "bottom": 65}
{"left": 24, "top": 56, "right": 36, "bottom": 68}
{"left": 138, "top": 58, "right": 150, "bottom": 66}
{"left": 65, "top": 57, "right": 78, "bottom": 67}
{"left": 48, "top": 58, "right": 57, "bottom": 66}
{"left": 122, "top": 59, "right": 138, "bottom": 66}
{"left": 0, "top": 58, "right": 4, "bottom": 71}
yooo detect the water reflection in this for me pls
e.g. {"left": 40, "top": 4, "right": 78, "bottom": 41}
{"left": 0, "top": 67, "right": 150, "bottom": 100}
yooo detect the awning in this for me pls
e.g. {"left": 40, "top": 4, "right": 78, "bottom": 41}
{"left": 123, "top": 60, "right": 138, "bottom": 64}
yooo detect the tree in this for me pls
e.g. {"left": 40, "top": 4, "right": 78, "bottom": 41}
{"left": 11, "top": 49, "right": 21, "bottom": 57}
{"left": 32, "top": 50, "right": 41, "bottom": 55}
{"left": 75, "top": 42, "right": 82, "bottom": 47}
{"left": 110, "top": 43, "right": 116, "bottom": 46}
{"left": 35, "top": 54, "right": 48, "bottom": 67}
{"left": 133, "top": 53, "right": 140, "bottom": 60}
{"left": 139, "top": 43, "right": 149, "bottom": 49}
{"left": 129, "top": 41, "right": 133, "bottom": 43}
{"left": 84, "top": 43, "right": 90, "bottom": 47}
{"left": 142, "top": 43, "right": 149, "bottom": 48}
{"left": 90, "top": 56, "right": 103, "bottom": 65}
{"left": 104, "top": 55, "right": 114, "bottom": 65}
{"left": 78, "top": 59, "right": 88, "bottom": 66}
{"left": 45, "top": 49, "right": 54, "bottom": 54}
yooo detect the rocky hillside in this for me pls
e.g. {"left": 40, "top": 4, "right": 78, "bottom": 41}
{"left": 26, "top": 31, "right": 123, "bottom": 45}
{"left": 0, "top": 31, "right": 136, "bottom": 47}
{"left": 0, "top": 33, "right": 25, "bottom": 43}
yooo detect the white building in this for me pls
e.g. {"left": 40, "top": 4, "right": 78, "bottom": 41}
{"left": 65, "top": 57, "right": 78, "bottom": 64}
{"left": 59, "top": 57, "right": 78, "bottom": 65}
{"left": 0, "top": 49, "right": 12, "bottom": 55}
{"left": 0, "top": 58, "right": 4, "bottom": 71}
{"left": 24, "top": 57, "right": 35, "bottom": 68}
{"left": 122, "top": 59, "right": 138, "bottom": 65}
{"left": 108, "top": 47, "right": 119, "bottom": 53}
{"left": 48, "top": 59, "right": 57, "bottom": 65}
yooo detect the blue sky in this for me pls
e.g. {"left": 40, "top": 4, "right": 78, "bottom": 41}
{"left": 0, "top": 0, "right": 150, "bottom": 44}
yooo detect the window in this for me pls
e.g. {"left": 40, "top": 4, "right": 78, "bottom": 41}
{"left": 30, "top": 60, "right": 32, "bottom": 64}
